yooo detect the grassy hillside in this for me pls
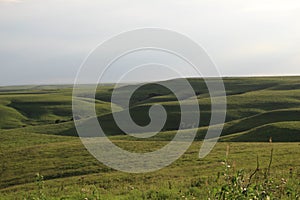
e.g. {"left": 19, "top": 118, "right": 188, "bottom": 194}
{"left": 0, "top": 77, "right": 299, "bottom": 140}
{"left": 0, "top": 77, "right": 300, "bottom": 199}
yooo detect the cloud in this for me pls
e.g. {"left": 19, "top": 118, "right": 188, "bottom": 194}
{"left": 243, "top": 1, "right": 300, "bottom": 12}
{"left": 0, "top": 0, "right": 22, "bottom": 3}
{"left": 0, "top": 0, "right": 299, "bottom": 85}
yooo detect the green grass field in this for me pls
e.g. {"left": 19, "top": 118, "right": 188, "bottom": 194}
{"left": 0, "top": 77, "right": 299, "bottom": 199}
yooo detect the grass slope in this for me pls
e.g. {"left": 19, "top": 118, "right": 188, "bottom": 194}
{"left": 1, "top": 77, "right": 300, "bottom": 141}
{"left": 0, "top": 77, "right": 300, "bottom": 198}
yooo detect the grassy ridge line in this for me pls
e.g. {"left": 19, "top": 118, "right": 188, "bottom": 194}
{"left": 0, "top": 77, "right": 300, "bottom": 140}
{"left": 0, "top": 104, "right": 28, "bottom": 129}
{"left": 109, "top": 121, "right": 300, "bottom": 143}
{"left": 0, "top": 94, "right": 122, "bottom": 129}
{"left": 221, "top": 109, "right": 300, "bottom": 135}
{"left": 220, "top": 121, "right": 300, "bottom": 142}
{"left": 90, "top": 108, "right": 300, "bottom": 141}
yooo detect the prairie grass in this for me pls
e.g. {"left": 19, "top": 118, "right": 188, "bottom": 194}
{"left": 0, "top": 77, "right": 299, "bottom": 199}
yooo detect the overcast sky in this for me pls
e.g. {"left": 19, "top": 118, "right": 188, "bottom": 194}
{"left": 0, "top": 0, "right": 300, "bottom": 86}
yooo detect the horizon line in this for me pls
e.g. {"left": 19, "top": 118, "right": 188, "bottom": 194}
{"left": 1, "top": 74, "right": 299, "bottom": 87}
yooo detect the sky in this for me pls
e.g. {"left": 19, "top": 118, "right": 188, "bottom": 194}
{"left": 0, "top": 0, "right": 300, "bottom": 86}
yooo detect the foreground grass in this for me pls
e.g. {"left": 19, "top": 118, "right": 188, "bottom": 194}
{"left": 0, "top": 140, "right": 299, "bottom": 199}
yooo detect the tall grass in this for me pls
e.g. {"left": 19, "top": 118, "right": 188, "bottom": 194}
{"left": 13, "top": 144, "right": 299, "bottom": 200}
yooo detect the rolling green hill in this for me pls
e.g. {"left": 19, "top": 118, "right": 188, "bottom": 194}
{"left": 0, "top": 77, "right": 299, "bottom": 141}
{"left": 0, "top": 77, "right": 300, "bottom": 199}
